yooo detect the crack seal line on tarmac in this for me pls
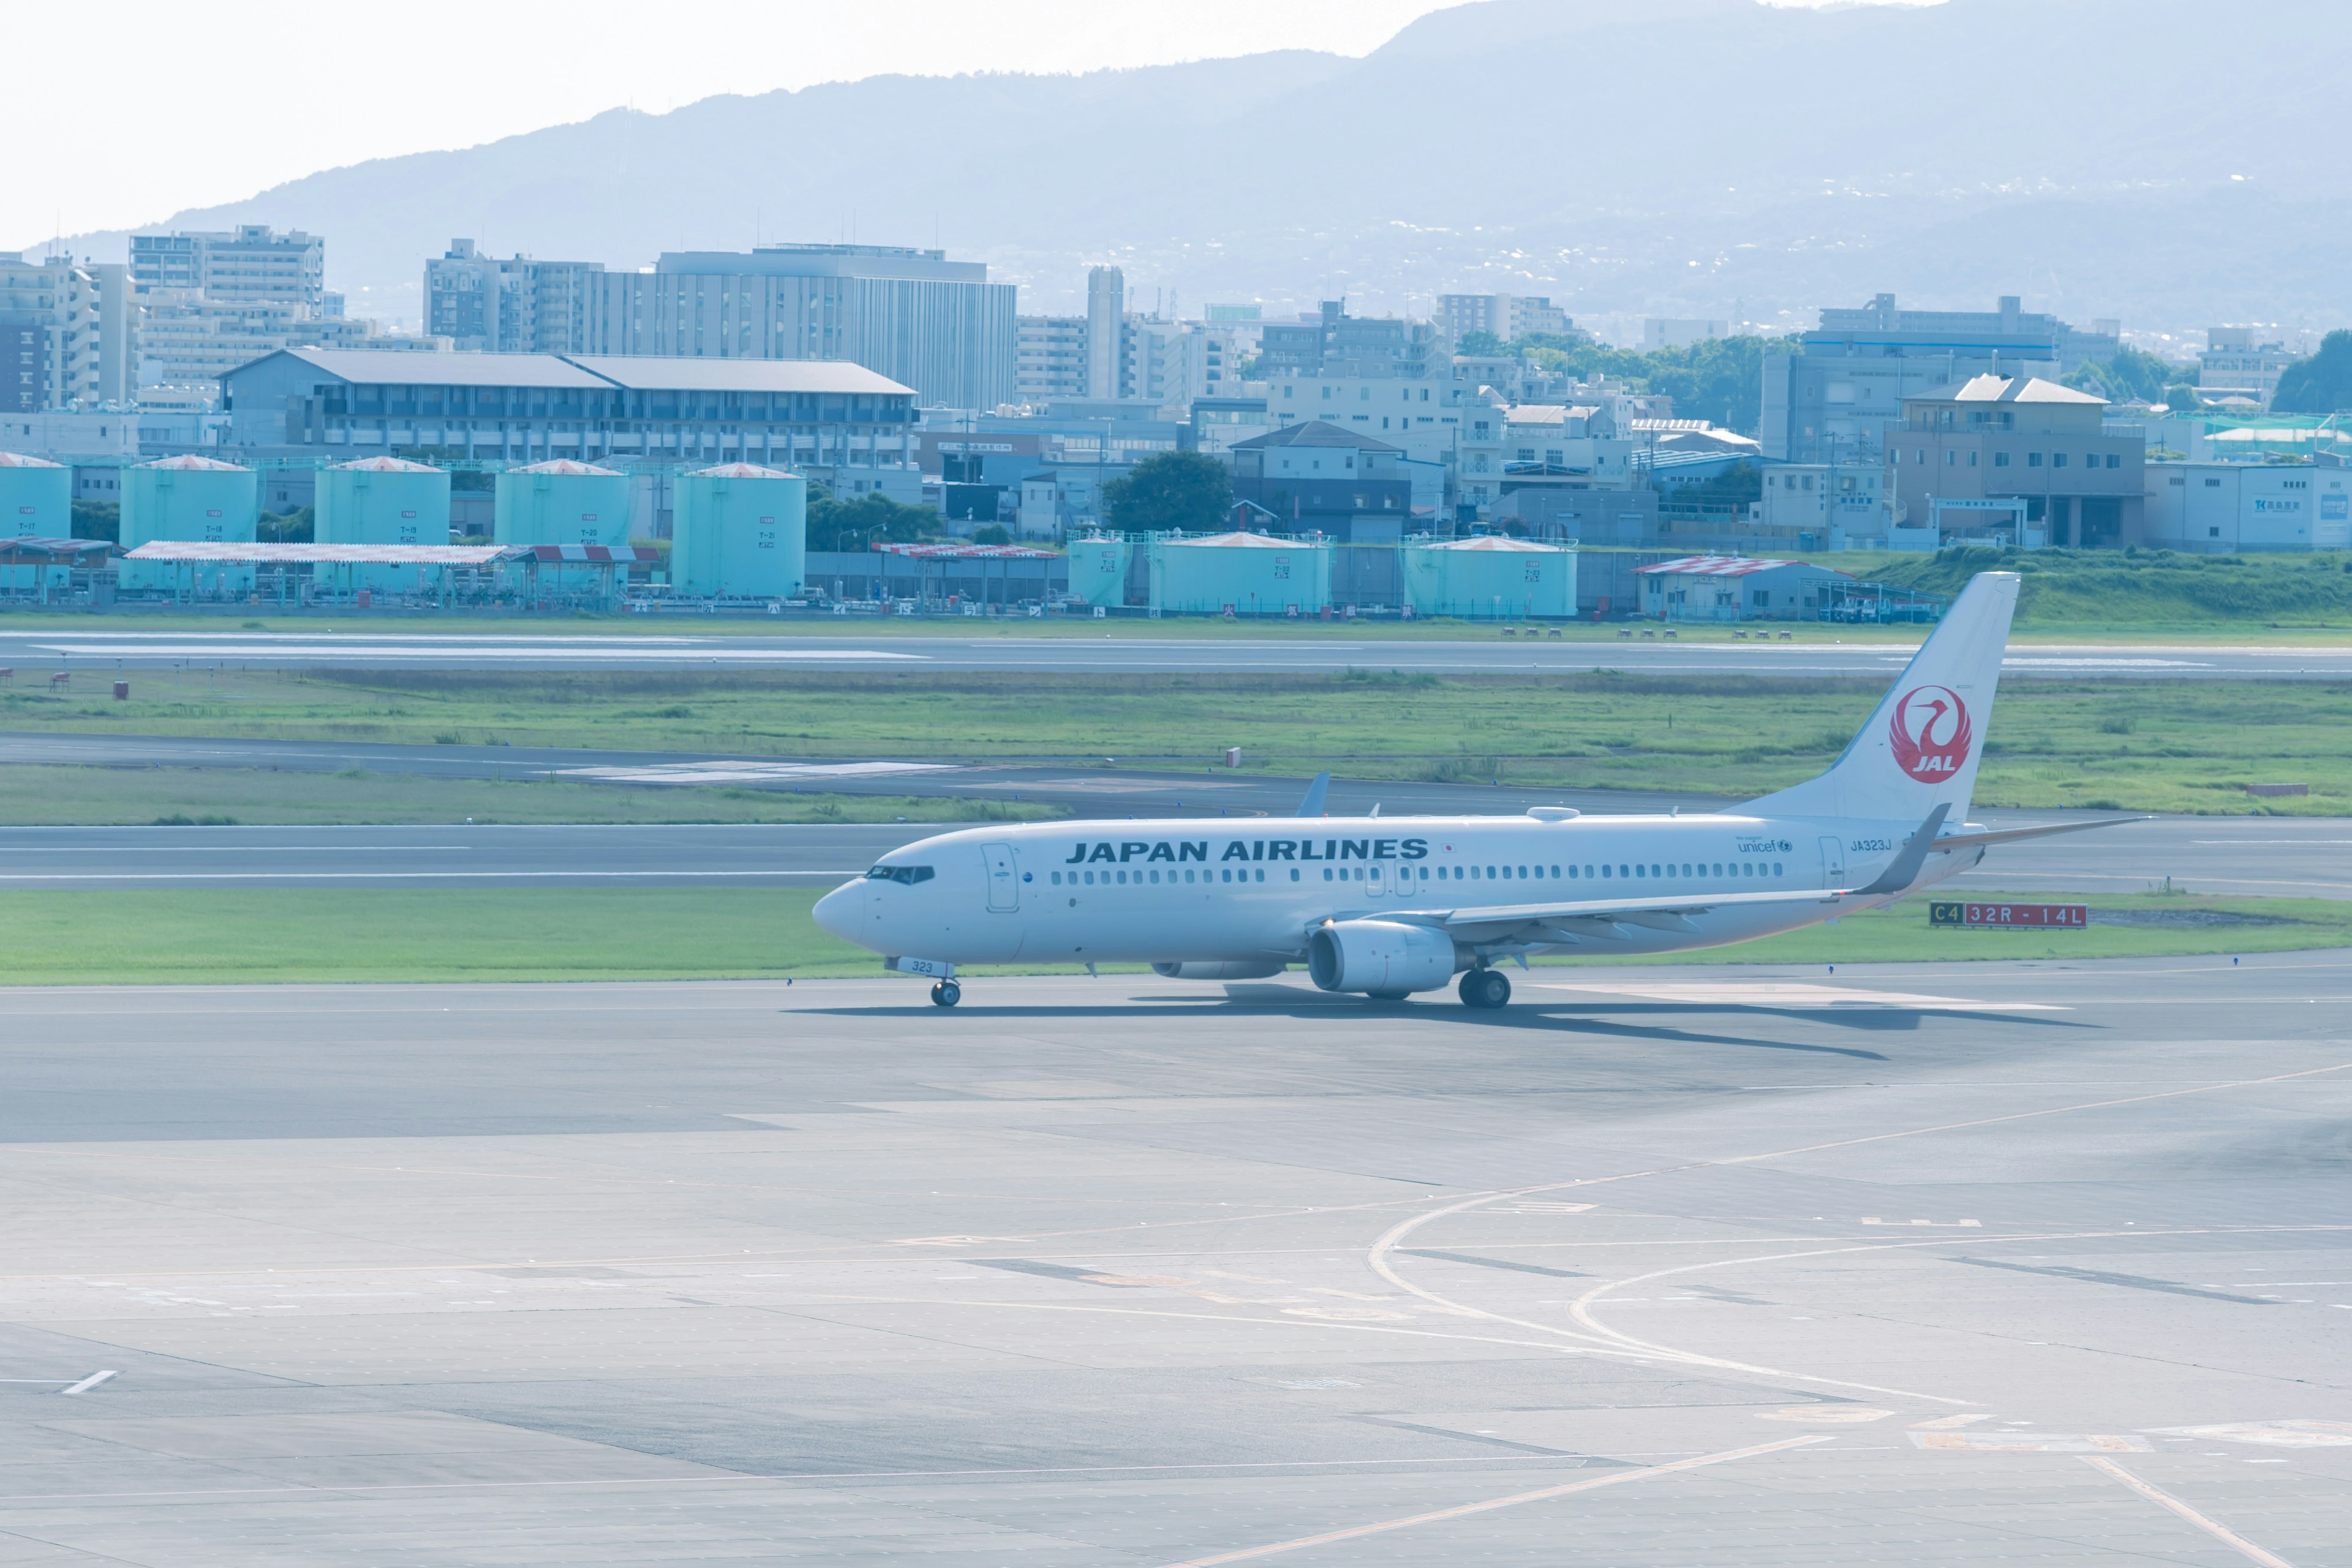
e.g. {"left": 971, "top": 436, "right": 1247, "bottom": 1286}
{"left": 1366, "top": 1058, "right": 2352, "bottom": 1408}
{"left": 2077, "top": 1456, "right": 2299, "bottom": 1568}
{"left": 1150, "top": 1436, "right": 1834, "bottom": 1568}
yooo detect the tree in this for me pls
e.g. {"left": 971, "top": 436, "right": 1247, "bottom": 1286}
{"left": 804, "top": 484, "right": 941, "bottom": 552}
{"left": 970, "top": 523, "right": 1010, "bottom": 546}
{"left": 69, "top": 499, "right": 118, "bottom": 543}
{"left": 2165, "top": 383, "right": 2203, "bottom": 413}
{"left": 1455, "top": 330, "right": 1508, "bottom": 356}
{"left": 2064, "top": 346, "right": 2195, "bottom": 405}
{"left": 1495, "top": 333, "right": 1778, "bottom": 433}
{"left": 2272, "top": 330, "right": 2352, "bottom": 414}
{"left": 1101, "top": 450, "right": 1232, "bottom": 533}
{"left": 258, "top": 506, "right": 315, "bottom": 543}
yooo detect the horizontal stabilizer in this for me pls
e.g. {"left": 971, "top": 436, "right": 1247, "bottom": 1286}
{"left": 1932, "top": 816, "right": 2149, "bottom": 851}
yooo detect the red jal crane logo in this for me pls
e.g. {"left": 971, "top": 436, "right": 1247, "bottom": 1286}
{"left": 1890, "top": 685, "right": 1972, "bottom": 781}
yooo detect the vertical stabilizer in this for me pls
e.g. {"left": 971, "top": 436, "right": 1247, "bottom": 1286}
{"left": 1744, "top": 571, "right": 2017, "bottom": 822}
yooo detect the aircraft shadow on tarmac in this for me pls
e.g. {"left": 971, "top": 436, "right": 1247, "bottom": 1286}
{"left": 800, "top": 988, "right": 2092, "bottom": 1061}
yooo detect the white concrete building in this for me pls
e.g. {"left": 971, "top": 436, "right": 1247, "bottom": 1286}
{"left": 1015, "top": 315, "right": 1086, "bottom": 404}
{"left": 2198, "top": 328, "right": 2298, "bottom": 410}
{"left": 131, "top": 227, "right": 325, "bottom": 314}
{"left": 2144, "top": 461, "right": 2352, "bottom": 551}
{"left": 1756, "top": 461, "right": 1891, "bottom": 545}
{"left": 1438, "top": 293, "right": 1569, "bottom": 342}
{"left": 426, "top": 240, "right": 605, "bottom": 355}
{"left": 0, "top": 255, "right": 136, "bottom": 412}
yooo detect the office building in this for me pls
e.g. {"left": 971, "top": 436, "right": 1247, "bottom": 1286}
{"left": 1438, "top": 293, "right": 1570, "bottom": 343}
{"left": 1227, "top": 421, "right": 1412, "bottom": 534}
{"left": 1085, "top": 267, "right": 1124, "bottom": 401}
{"left": 1261, "top": 302, "right": 1438, "bottom": 380}
{"left": 1882, "top": 375, "right": 2141, "bottom": 548}
{"left": 130, "top": 227, "right": 325, "bottom": 314}
{"left": 135, "top": 298, "right": 386, "bottom": 394}
{"left": 2198, "top": 328, "right": 2297, "bottom": 410}
{"left": 580, "top": 243, "right": 1015, "bottom": 412}
{"left": 1760, "top": 294, "right": 2108, "bottom": 462}
{"left": 219, "top": 347, "right": 921, "bottom": 500}
{"left": 426, "top": 240, "right": 605, "bottom": 355}
{"left": 0, "top": 254, "right": 135, "bottom": 412}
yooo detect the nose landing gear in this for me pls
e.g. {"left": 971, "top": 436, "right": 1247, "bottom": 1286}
{"left": 930, "top": 979, "right": 963, "bottom": 1008}
{"left": 1458, "top": 967, "right": 1511, "bottom": 1010}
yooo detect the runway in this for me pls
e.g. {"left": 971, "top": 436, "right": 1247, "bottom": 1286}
{"left": 2, "top": 956, "right": 2346, "bottom": 1564}
{"left": 7, "top": 625, "right": 2352, "bottom": 677}
{"left": 0, "top": 807, "right": 2342, "bottom": 899}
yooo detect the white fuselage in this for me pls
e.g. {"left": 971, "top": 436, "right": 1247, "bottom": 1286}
{"left": 811, "top": 811, "right": 1983, "bottom": 968}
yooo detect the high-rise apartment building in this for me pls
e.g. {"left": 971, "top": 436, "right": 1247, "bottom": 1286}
{"left": 131, "top": 227, "right": 325, "bottom": 314}
{"left": 1016, "top": 315, "right": 1087, "bottom": 404}
{"left": 1437, "top": 293, "right": 1570, "bottom": 344}
{"left": 0, "top": 254, "right": 135, "bottom": 412}
{"left": 1262, "top": 302, "right": 1438, "bottom": 380}
{"left": 425, "top": 240, "right": 606, "bottom": 355}
{"left": 580, "top": 243, "right": 1016, "bottom": 412}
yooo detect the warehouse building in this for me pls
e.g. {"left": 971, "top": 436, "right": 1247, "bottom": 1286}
{"left": 1636, "top": 556, "right": 1853, "bottom": 623}
{"left": 2144, "top": 461, "right": 2352, "bottom": 552}
{"left": 1401, "top": 535, "right": 1575, "bottom": 620}
{"left": 220, "top": 349, "right": 921, "bottom": 501}
{"left": 1148, "top": 531, "right": 1332, "bottom": 617}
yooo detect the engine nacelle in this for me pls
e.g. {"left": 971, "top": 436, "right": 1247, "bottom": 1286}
{"left": 1151, "top": 960, "right": 1289, "bottom": 980}
{"left": 1306, "top": 920, "right": 1460, "bottom": 998}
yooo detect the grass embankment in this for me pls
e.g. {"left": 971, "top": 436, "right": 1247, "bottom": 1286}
{"left": 0, "top": 766, "right": 1058, "bottom": 827}
{"left": 7, "top": 667, "right": 2348, "bottom": 816}
{"left": 0, "top": 888, "right": 2336, "bottom": 986}
{"left": 1822, "top": 546, "right": 2352, "bottom": 633}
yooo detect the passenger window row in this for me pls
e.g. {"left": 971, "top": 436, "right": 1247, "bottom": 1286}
{"left": 1432, "top": 861, "right": 1785, "bottom": 881}
{"left": 1051, "top": 868, "right": 1270, "bottom": 886}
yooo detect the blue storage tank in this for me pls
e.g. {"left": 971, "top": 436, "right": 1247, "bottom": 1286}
{"left": 671, "top": 462, "right": 805, "bottom": 598}
{"left": 0, "top": 451, "right": 72, "bottom": 594}
{"left": 494, "top": 459, "right": 632, "bottom": 547}
{"left": 318, "top": 456, "right": 453, "bottom": 595}
{"left": 1148, "top": 531, "right": 1331, "bottom": 617}
{"left": 1401, "top": 537, "right": 1576, "bottom": 620}
{"left": 120, "top": 454, "right": 259, "bottom": 595}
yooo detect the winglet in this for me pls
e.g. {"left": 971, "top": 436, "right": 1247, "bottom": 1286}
{"left": 1296, "top": 771, "right": 1331, "bottom": 817}
{"left": 1853, "top": 803, "right": 1953, "bottom": 896}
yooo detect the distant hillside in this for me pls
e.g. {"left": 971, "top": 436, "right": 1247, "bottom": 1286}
{"left": 36, "top": 0, "right": 2352, "bottom": 338}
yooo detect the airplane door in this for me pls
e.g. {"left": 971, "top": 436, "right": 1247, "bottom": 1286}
{"left": 1365, "top": 862, "right": 1387, "bottom": 899}
{"left": 1818, "top": 836, "right": 1846, "bottom": 888}
{"left": 982, "top": 844, "right": 1019, "bottom": 912}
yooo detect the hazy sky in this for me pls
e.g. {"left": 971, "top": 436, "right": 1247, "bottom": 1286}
{"left": 13, "top": 0, "right": 1915, "bottom": 251}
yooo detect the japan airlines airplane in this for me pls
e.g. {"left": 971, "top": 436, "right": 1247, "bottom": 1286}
{"left": 813, "top": 571, "right": 2130, "bottom": 1008}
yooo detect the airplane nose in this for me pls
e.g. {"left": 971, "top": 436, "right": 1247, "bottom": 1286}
{"left": 812, "top": 881, "right": 867, "bottom": 943}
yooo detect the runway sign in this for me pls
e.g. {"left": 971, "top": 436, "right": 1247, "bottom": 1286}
{"left": 1931, "top": 901, "right": 2088, "bottom": 929}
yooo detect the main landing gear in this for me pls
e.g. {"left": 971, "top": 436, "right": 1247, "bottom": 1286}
{"left": 930, "top": 979, "right": 962, "bottom": 1008}
{"left": 1458, "top": 967, "right": 1511, "bottom": 1010}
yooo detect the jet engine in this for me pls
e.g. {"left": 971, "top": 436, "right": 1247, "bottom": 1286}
{"left": 1305, "top": 920, "right": 1460, "bottom": 998}
{"left": 1150, "top": 960, "right": 1289, "bottom": 980}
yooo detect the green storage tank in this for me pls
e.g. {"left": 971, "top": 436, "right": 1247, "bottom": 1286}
{"left": 1148, "top": 531, "right": 1330, "bottom": 617}
{"left": 1066, "top": 536, "right": 1133, "bottom": 609}
{"left": 1401, "top": 536, "right": 1576, "bottom": 621}
{"left": 0, "top": 451, "right": 72, "bottom": 594}
{"left": 121, "top": 454, "right": 259, "bottom": 595}
{"left": 318, "top": 456, "right": 453, "bottom": 596}
{"left": 671, "top": 462, "right": 805, "bottom": 598}
{"left": 494, "top": 459, "right": 632, "bottom": 547}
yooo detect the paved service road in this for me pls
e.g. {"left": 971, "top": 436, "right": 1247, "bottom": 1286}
{"left": 2, "top": 957, "right": 2346, "bottom": 1563}
{"left": 0, "top": 813, "right": 2340, "bottom": 897}
{"left": 7, "top": 626, "right": 2352, "bottom": 677}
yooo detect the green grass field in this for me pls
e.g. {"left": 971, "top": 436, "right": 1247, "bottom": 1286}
{"left": 7, "top": 666, "right": 2348, "bottom": 816}
{"left": 0, "top": 886, "right": 2336, "bottom": 986}
{"left": 0, "top": 765, "right": 1060, "bottom": 827}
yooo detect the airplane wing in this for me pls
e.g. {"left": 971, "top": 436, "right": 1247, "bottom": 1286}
{"left": 1390, "top": 805, "right": 1956, "bottom": 941}
{"left": 1930, "top": 816, "right": 2148, "bottom": 851}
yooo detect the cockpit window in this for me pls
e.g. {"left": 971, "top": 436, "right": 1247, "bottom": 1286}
{"left": 865, "top": 864, "right": 935, "bottom": 886}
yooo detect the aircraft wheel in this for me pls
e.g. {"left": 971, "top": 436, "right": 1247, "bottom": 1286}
{"left": 930, "top": 980, "right": 962, "bottom": 1008}
{"left": 1458, "top": 968, "right": 1511, "bottom": 1010}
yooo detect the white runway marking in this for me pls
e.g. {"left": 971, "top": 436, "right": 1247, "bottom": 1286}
{"left": 2081, "top": 1455, "right": 2299, "bottom": 1568}
{"left": 560, "top": 760, "right": 953, "bottom": 785}
{"left": 32, "top": 643, "right": 926, "bottom": 661}
{"left": 1540, "top": 981, "right": 2062, "bottom": 1011}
